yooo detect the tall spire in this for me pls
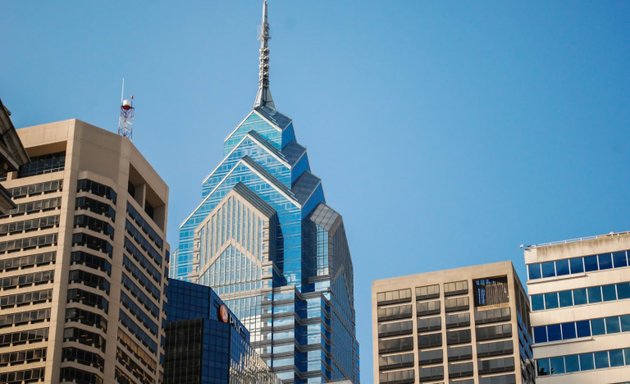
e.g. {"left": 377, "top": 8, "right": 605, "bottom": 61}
{"left": 254, "top": 0, "right": 275, "bottom": 110}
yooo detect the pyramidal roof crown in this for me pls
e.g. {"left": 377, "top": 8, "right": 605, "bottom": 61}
{"left": 253, "top": 0, "right": 275, "bottom": 111}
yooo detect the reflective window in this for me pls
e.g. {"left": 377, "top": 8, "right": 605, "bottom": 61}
{"left": 591, "top": 318, "right": 605, "bottom": 335}
{"left": 565, "top": 354, "right": 579, "bottom": 373}
{"left": 621, "top": 315, "right": 630, "bottom": 332}
{"left": 559, "top": 290, "right": 573, "bottom": 307}
{"left": 584, "top": 255, "right": 598, "bottom": 272}
{"left": 418, "top": 316, "right": 441, "bottom": 332}
{"left": 444, "top": 280, "right": 468, "bottom": 296}
{"left": 416, "top": 284, "right": 439, "bottom": 300}
{"left": 537, "top": 358, "right": 550, "bottom": 376}
{"left": 528, "top": 264, "right": 541, "bottom": 280}
{"left": 587, "top": 287, "right": 602, "bottom": 303}
{"left": 418, "top": 349, "right": 443, "bottom": 365}
{"left": 598, "top": 253, "right": 613, "bottom": 270}
{"left": 544, "top": 293, "right": 558, "bottom": 309}
{"left": 534, "top": 326, "right": 547, "bottom": 343}
{"left": 576, "top": 320, "right": 591, "bottom": 337}
{"left": 446, "top": 329, "right": 471, "bottom": 345}
{"left": 579, "top": 353, "right": 594, "bottom": 371}
{"left": 613, "top": 251, "right": 628, "bottom": 268}
{"left": 570, "top": 257, "right": 584, "bottom": 273}
{"left": 547, "top": 324, "right": 561, "bottom": 342}
{"left": 573, "top": 288, "right": 587, "bottom": 305}
{"left": 602, "top": 284, "right": 617, "bottom": 301}
{"left": 377, "top": 288, "right": 411, "bottom": 305}
{"left": 561, "top": 322, "right": 576, "bottom": 339}
{"left": 617, "top": 282, "right": 630, "bottom": 299}
{"left": 448, "top": 345, "right": 472, "bottom": 361}
{"left": 556, "top": 259, "right": 569, "bottom": 276}
{"left": 605, "top": 317, "right": 620, "bottom": 334}
{"left": 610, "top": 349, "right": 624, "bottom": 367}
{"left": 531, "top": 294, "right": 544, "bottom": 311}
{"left": 541, "top": 262, "right": 555, "bottom": 278}
{"left": 594, "top": 351, "right": 609, "bottom": 369}
{"left": 550, "top": 356, "right": 565, "bottom": 374}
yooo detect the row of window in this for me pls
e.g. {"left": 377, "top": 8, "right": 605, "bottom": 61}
{"left": 126, "top": 220, "right": 162, "bottom": 266}
{"left": 122, "top": 255, "right": 161, "bottom": 300}
{"left": 0, "top": 367, "right": 45, "bottom": 384}
{"left": 76, "top": 196, "right": 116, "bottom": 221}
{"left": 17, "top": 152, "right": 65, "bottom": 178}
{"left": 528, "top": 250, "right": 630, "bottom": 280}
{"left": 0, "top": 196, "right": 62, "bottom": 218}
{"left": 60, "top": 367, "right": 103, "bottom": 384}
{"left": 121, "top": 268, "right": 159, "bottom": 318}
{"left": 0, "top": 289, "right": 52, "bottom": 309}
{"left": 531, "top": 282, "right": 630, "bottom": 311}
{"left": 0, "top": 347, "right": 46, "bottom": 367}
{"left": 124, "top": 239, "right": 161, "bottom": 283}
{"left": 0, "top": 233, "right": 57, "bottom": 254}
{"left": 127, "top": 202, "right": 163, "bottom": 250}
{"left": 77, "top": 179, "right": 117, "bottom": 203}
{"left": 379, "top": 368, "right": 414, "bottom": 384}
{"left": 117, "top": 347, "right": 155, "bottom": 384}
{"left": 65, "top": 307, "right": 108, "bottom": 332}
{"left": 537, "top": 348, "right": 630, "bottom": 376}
{"left": 72, "top": 232, "right": 113, "bottom": 257}
{"left": 0, "top": 328, "right": 49, "bottom": 347}
{"left": 0, "top": 214, "right": 59, "bottom": 236}
{"left": 70, "top": 251, "right": 111, "bottom": 276}
{"left": 0, "top": 270, "right": 54, "bottom": 290}
{"left": 62, "top": 347, "right": 105, "bottom": 372}
{"left": 534, "top": 314, "right": 630, "bottom": 344}
{"left": 0, "top": 308, "right": 51, "bottom": 329}
{"left": 74, "top": 215, "right": 114, "bottom": 239}
{"left": 119, "top": 310, "right": 158, "bottom": 354}
{"left": 68, "top": 269, "right": 110, "bottom": 294}
{"left": 120, "top": 292, "right": 158, "bottom": 335}
{"left": 118, "top": 329, "right": 157, "bottom": 373}
{"left": 8, "top": 180, "right": 62, "bottom": 199}
{"left": 63, "top": 327, "right": 107, "bottom": 353}
{"left": 67, "top": 288, "right": 109, "bottom": 313}
{"left": 0, "top": 251, "right": 55, "bottom": 272}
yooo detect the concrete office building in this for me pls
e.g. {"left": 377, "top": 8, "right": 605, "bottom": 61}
{"left": 0, "top": 119, "right": 169, "bottom": 384}
{"left": 372, "top": 261, "right": 535, "bottom": 384}
{"left": 0, "top": 99, "right": 30, "bottom": 213}
{"left": 524, "top": 231, "right": 630, "bottom": 383}
{"left": 164, "top": 279, "right": 280, "bottom": 384}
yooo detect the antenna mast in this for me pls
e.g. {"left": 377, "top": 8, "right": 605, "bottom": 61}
{"left": 118, "top": 78, "right": 135, "bottom": 139}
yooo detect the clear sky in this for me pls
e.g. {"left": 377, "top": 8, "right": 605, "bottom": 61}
{"left": 2, "top": 1, "right": 629, "bottom": 382}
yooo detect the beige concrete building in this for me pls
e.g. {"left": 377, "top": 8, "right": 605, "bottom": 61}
{"left": 524, "top": 232, "right": 630, "bottom": 383}
{"left": 0, "top": 119, "right": 169, "bottom": 384}
{"left": 372, "top": 261, "right": 535, "bottom": 384}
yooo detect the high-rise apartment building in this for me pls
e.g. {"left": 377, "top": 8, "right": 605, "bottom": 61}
{"left": 164, "top": 278, "right": 280, "bottom": 384}
{"left": 524, "top": 231, "right": 630, "bottom": 383}
{"left": 0, "top": 119, "right": 169, "bottom": 384}
{"left": 372, "top": 262, "right": 535, "bottom": 384}
{"left": 0, "top": 99, "right": 30, "bottom": 213}
{"left": 170, "top": 2, "right": 359, "bottom": 382}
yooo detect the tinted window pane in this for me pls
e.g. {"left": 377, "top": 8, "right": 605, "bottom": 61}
{"left": 537, "top": 359, "right": 550, "bottom": 376}
{"left": 570, "top": 257, "right": 584, "bottom": 273}
{"left": 559, "top": 290, "right": 573, "bottom": 307}
{"left": 610, "top": 349, "right": 624, "bottom": 367}
{"left": 531, "top": 295, "right": 544, "bottom": 311}
{"left": 565, "top": 354, "right": 579, "bottom": 373}
{"left": 621, "top": 315, "right": 630, "bottom": 332}
{"left": 573, "top": 288, "right": 587, "bottom": 305}
{"left": 576, "top": 320, "right": 591, "bottom": 337}
{"left": 594, "top": 351, "right": 609, "bottom": 369}
{"left": 579, "top": 353, "right": 594, "bottom": 371}
{"left": 605, "top": 317, "right": 620, "bottom": 334}
{"left": 534, "top": 326, "right": 547, "bottom": 343}
{"left": 598, "top": 253, "right": 613, "bottom": 270}
{"left": 561, "top": 323, "right": 576, "bottom": 340}
{"left": 617, "top": 282, "right": 630, "bottom": 299}
{"left": 528, "top": 264, "right": 541, "bottom": 280}
{"left": 547, "top": 324, "right": 561, "bottom": 342}
{"left": 625, "top": 349, "right": 630, "bottom": 366}
{"left": 602, "top": 284, "right": 617, "bottom": 301}
{"left": 584, "top": 255, "right": 598, "bottom": 272}
{"left": 555, "top": 259, "right": 569, "bottom": 276}
{"left": 587, "top": 287, "right": 602, "bottom": 303}
{"left": 542, "top": 262, "right": 555, "bottom": 278}
{"left": 550, "top": 356, "right": 565, "bottom": 374}
{"left": 545, "top": 293, "right": 558, "bottom": 309}
{"left": 591, "top": 318, "right": 605, "bottom": 335}
{"left": 613, "top": 251, "right": 628, "bottom": 268}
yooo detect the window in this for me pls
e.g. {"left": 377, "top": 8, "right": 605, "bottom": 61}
{"left": 478, "top": 357, "right": 514, "bottom": 375}
{"left": 444, "top": 280, "right": 468, "bottom": 296}
{"left": 544, "top": 292, "right": 558, "bottom": 309}
{"left": 531, "top": 294, "right": 544, "bottom": 311}
{"left": 416, "top": 300, "right": 440, "bottom": 316}
{"left": 617, "top": 282, "right": 630, "bottom": 299}
{"left": 418, "top": 316, "right": 441, "bottom": 332}
{"left": 559, "top": 290, "right": 573, "bottom": 307}
{"left": 378, "top": 337, "right": 413, "bottom": 354}
{"left": 477, "top": 340, "right": 513, "bottom": 358}
{"left": 445, "top": 296, "right": 469, "bottom": 313}
{"left": 570, "top": 257, "right": 584, "bottom": 273}
{"left": 579, "top": 353, "right": 594, "bottom": 371}
{"left": 591, "top": 318, "right": 605, "bottom": 335}
{"left": 610, "top": 349, "right": 624, "bottom": 367}
{"left": 17, "top": 152, "right": 65, "bottom": 178}
{"left": 475, "top": 307, "right": 510, "bottom": 325}
{"left": 477, "top": 324, "right": 511, "bottom": 341}
{"left": 561, "top": 322, "right": 576, "bottom": 339}
{"left": 528, "top": 264, "right": 541, "bottom": 280}
{"left": 446, "top": 313, "right": 469, "bottom": 329}
{"left": 565, "top": 354, "right": 579, "bottom": 373}
{"left": 377, "top": 288, "right": 411, "bottom": 306}
{"left": 594, "top": 351, "right": 609, "bottom": 369}
{"left": 448, "top": 361, "right": 473, "bottom": 379}
{"left": 550, "top": 356, "right": 565, "bottom": 374}
{"left": 474, "top": 277, "right": 509, "bottom": 306}
{"left": 547, "top": 324, "right": 561, "bottom": 342}
{"left": 419, "top": 366, "right": 443, "bottom": 381}
{"left": 534, "top": 326, "right": 547, "bottom": 343}
{"left": 573, "top": 288, "right": 587, "bottom": 305}
{"left": 447, "top": 329, "right": 471, "bottom": 345}
{"left": 378, "top": 321, "right": 412, "bottom": 338}
{"left": 584, "top": 255, "right": 598, "bottom": 272}
{"left": 418, "top": 333, "right": 442, "bottom": 349}
{"left": 541, "top": 262, "right": 555, "bottom": 278}
{"left": 556, "top": 259, "right": 569, "bottom": 276}
{"left": 448, "top": 345, "right": 472, "bottom": 361}
{"left": 418, "top": 349, "right": 442, "bottom": 365}
{"left": 416, "top": 284, "right": 439, "bottom": 300}
{"left": 587, "top": 287, "right": 602, "bottom": 303}
{"left": 613, "top": 251, "right": 628, "bottom": 268}
{"left": 598, "top": 253, "right": 613, "bottom": 270}
{"left": 605, "top": 317, "right": 620, "bottom": 334}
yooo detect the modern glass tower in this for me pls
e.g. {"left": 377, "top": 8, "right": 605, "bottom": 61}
{"left": 170, "top": 2, "right": 359, "bottom": 383}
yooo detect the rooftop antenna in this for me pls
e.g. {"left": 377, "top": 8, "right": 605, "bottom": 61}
{"left": 253, "top": 0, "right": 275, "bottom": 110}
{"left": 118, "top": 78, "right": 135, "bottom": 139}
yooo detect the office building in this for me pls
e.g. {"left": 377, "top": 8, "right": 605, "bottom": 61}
{"left": 372, "top": 261, "right": 535, "bottom": 384}
{"left": 170, "top": 1, "right": 359, "bottom": 382}
{"left": 0, "top": 99, "right": 30, "bottom": 213}
{"left": 0, "top": 119, "right": 169, "bottom": 384}
{"left": 524, "top": 231, "right": 630, "bottom": 383}
{"left": 164, "top": 278, "right": 280, "bottom": 384}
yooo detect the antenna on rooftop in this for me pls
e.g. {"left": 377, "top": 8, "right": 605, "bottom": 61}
{"left": 118, "top": 78, "right": 135, "bottom": 139}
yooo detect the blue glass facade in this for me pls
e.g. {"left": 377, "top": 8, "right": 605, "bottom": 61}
{"left": 164, "top": 279, "right": 279, "bottom": 384}
{"left": 171, "top": 105, "right": 359, "bottom": 383}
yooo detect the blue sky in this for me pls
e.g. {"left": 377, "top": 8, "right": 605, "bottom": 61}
{"left": 2, "top": 1, "right": 629, "bottom": 382}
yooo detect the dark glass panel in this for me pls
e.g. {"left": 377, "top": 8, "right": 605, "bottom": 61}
{"left": 533, "top": 326, "right": 547, "bottom": 343}
{"left": 584, "top": 255, "right": 598, "bottom": 272}
{"left": 561, "top": 322, "right": 576, "bottom": 340}
{"left": 610, "top": 349, "right": 624, "bottom": 367}
{"left": 591, "top": 318, "right": 605, "bottom": 335}
{"left": 547, "top": 324, "right": 561, "bottom": 342}
{"left": 579, "top": 353, "right": 594, "bottom": 371}
{"left": 602, "top": 284, "right": 617, "bottom": 301}
{"left": 569, "top": 257, "right": 584, "bottom": 273}
{"left": 605, "top": 317, "right": 620, "bottom": 334}
{"left": 559, "top": 290, "right": 573, "bottom": 307}
{"left": 541, "top": 262, "right": 555, "bottom": 278}
{"left": 528, "top": 264, "right": 541, "bottom": 280}
{"left": 573, "top": 288, "right": 587, "bottom": 305}
{"left": 565, "top": 354, "right": 579, "bottom": 373}
{"left": 555, "top": 259, "right": 569, "bottom": 276}
{"left": 531, "top": 295, "right": 544, "bottom": 311}
{"left": 594, "top": 351, "right": 609, "bottom": 369}
{"left": 587, "top": 286, "right": 602, "bottom": 303}
{"left": 544, "top": 293, "right": 558, "bottom": 309}
{"left": 598, "top": 253, "right": 613, "bottom": 270}
{"left": 613, "top": 251, "right": 628, "bottom": 268}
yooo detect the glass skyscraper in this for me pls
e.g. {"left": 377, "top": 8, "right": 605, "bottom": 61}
{"left": 170, "top": 1, "right": 359, "bottom": 383}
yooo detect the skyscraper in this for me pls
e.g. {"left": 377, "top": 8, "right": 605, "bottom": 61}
{"left": 524, "top": 231, "right": 630, "bottom": 383}
{"left": 171, "top": 2, "right": 359, "bottom": 382}
{"left": 372, "top": 262, "right": 535, "bottom": 384}
{"left": 0, "top": 119, "right": 169, "bottom": 384}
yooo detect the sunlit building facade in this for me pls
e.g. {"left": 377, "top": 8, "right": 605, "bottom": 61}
{"left": 0, "top": 119, "right": 169, "bottom": 384}
{"left": 170, "top": 2, "right": 359, "bottom": 383}
{"left": 524, "top": 231, "right": 630, "bottom": 383}
{"left": 372, "top": 262, "right": 535, "bottom": 384}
